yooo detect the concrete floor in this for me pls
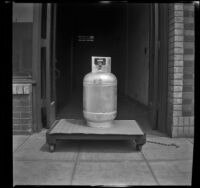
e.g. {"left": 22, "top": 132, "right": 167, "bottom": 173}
{"left": 13, "top": 92, "right": 193, "bottom": 185}
{"left": 13, "top": 130, "right": 193, "bottom": 186}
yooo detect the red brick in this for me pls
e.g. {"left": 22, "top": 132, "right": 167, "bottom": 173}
{"left": 175, "top": 4, "right": 184, "bottom": 10}
{"left": 174, "top": 42, "right": 184, "bottom": 48}
{"left": 184, "top": 54, "right": 194, "bottom": 61}
{"left": 21, "top": 112, "right": 31, "bottom": 118}
{"left": 184, "top": 10, "right": 194, "bottom": 17}
{"left": 20, "top": 119, "right": 32, "bottom": 124}
{"left": 174, "top": 54, "right": 184, "bottom": 61}
{"left": 168, "top": 67, "right": 184, "bottom": 73}
{"left": 183, "top": 74, "right": 193, "bottom": 79}
{"left": 175, "top": 48, "right": 184, "bottom": 54}
{"left": 13, "top": 112, "right": 20, "bottom": 118}
{"left": 13, "top": 106, "right": 32, "bottom": 112}
{"left": 184, "top": 67, "right": 194, "bottom": 73}
{"left": 175, "top": 16, "right": 184, "bottom": 22}
{"left": 169, "top": 23, "right": 184, "bottom": 31}
{"left": 175, "top": 10, "right": 184, "bottom": 16}
{"left": 168, "top": 79, "right": 183, "bottom": 86}
{"left": 173, "top": 117, "right": 179, "bottom": 126}
{"left": 184, "top": 30, "right": 194, "bottom": 36}
{"left": 173, "top": 105, "right": 182, "bottom": 110}
{"left": 13, "top": 124, "right": 21, "bottom": 130}
{"left": 172, "top": 127, "right": 178, "bottom": 137}
{"left": 175, "top": 80, "right": 183, "bottom": 86}
{"left": 183, "top": 126, "right": 190, "bottom": 137}
{"left": 169, "top": 36, "right": 184, "bottom": 43}
{"left": 173, "top": 98, "right": 182, "bottom": 104}
{"left": 184, "top": 23, "right": 194, "bottom": 30}
{"left": 183, "top": 99, "right": 193, "bottom": 104}
{"left": 183, "top": 117, "right": 190, "bottom": 126}
{"left": 184, "top": 48, "right": 194, "bottom": 54}
{"left": 174, "top": 73, "right": 183, "bottom": 79}
{"left": 13, "top": 119, "right": 21, "bottom": 124}
{"left": 178, "top": 117, "right": 184, "bottom": 125}
{"left": 184, "top": 17, "right": 194, "bottom": 23}
{"left": 168, "top": 61, "right": 183, "bottom": 67}
{"left": 20, "top": 124, "right": 31, "bottom": 130}
{"left": 184, "top": 4, "right": 194, "bottom": 11}
{"left": 183, "top": 111, "right": 193, "bottom": 116}
{"left": 13, "top": 131, "right": 32, "bottom": 135}
{"left": 184, "top": 61, "right": 194, "bottom": 67}
{"left": 173, "top": 86, "right": 183, "bottom": 92}
{"left": 183, "top": 86, "right": 194, "bottom": 92}
{"left": 184, "top": 35, "right": 194, "bottom": 42}
{"left": 169, "top": 9, "right": 184, "bottom": 18}
{"left": 173, "top": 110, "right": 182, "bottom": 117}
{"left": 15, "top": 100, "right": 30, "bottom": 107}
{"left": 189, "top": 126, "right": 194, "bottom": 137}
{"left": 173, "top": 92, "right": 183, "bottom": 98}
{"left": 189, "top": 117, "right": 194, "bottom": 125}
{"left": 183, "top": 105, "right": 193, "bottom": 111}
{"left": 14, "top": 118, "right": 31, "bottom": 125}
{"left": 169, "top": 73, "right": 183, "bottom": 80}
{"left": 169, "top": 29, "right": 184, "bottom": 37}
{"left": 177, "top": 126, "right": 184, "bottom": 137}
{"left": 13, "top": 95, "right": 29, "bottom": 101}
{"left": 183, "top": 79, "right": 194, "bottom": 85}
{"left": 183, "top": 92, "right": 193, "bottom": 98}
{"left": 13, "top": 124, "right": 31, "bottom": 131}
{"left": 175, "top": 67, "right": 184, "bottom": 73}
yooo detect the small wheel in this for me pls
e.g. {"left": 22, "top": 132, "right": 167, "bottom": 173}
{"left": 136, "top": 144, "right": 142, "bottom": 151}
{"left": 49, "top": 144, "right": 55, "bottom": 152}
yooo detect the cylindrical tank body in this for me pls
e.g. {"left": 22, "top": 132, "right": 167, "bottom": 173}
{"left": 83, "top": 57, "right": 117, "bottom": 128}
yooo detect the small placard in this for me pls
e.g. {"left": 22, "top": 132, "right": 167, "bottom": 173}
{"left": 77, "top": 35, "right": 94, "bottom": 42}
{"left": 92, "top": 56, "right": 111, "bottom": 73}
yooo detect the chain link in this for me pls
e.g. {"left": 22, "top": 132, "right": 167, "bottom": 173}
{"left": 147, "top": 140, "right": 179, "bottom": 148}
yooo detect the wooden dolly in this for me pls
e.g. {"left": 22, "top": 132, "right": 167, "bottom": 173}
{"left": 46, "top": 119, "right": 146, "bottom": 152}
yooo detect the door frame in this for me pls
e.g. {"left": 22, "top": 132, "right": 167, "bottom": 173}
{"left": 157, "top": 3, "right": 169, "bottom": 133}
{"left": 32, "top": 2, "right": 169, "bottom": 133}
{"left": 149, "top": 3, "right": 158, "bottom": 130}
{"left": 32, "top": 3, "right": 57, "bottom": 132}
{"left": 149, "top": 3, "right": 168, "bottom": 133}
{"left": 45, "top": 3, "right": 57, "bottom": 128}
{"left": 32, "top": 3, "right": 42, "bottom": 132}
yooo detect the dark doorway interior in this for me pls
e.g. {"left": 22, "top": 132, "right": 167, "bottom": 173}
{"left": 55, "top": 3, "right": 151, "bottom": 132}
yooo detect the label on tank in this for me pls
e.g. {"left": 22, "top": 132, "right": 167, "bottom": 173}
{"left": 83, "top": 85, "right": 117, "bottom": 113}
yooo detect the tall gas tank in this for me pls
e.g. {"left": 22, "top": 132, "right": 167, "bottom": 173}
{"left": 83, "top": 56, "right": 117, "bottom": 128}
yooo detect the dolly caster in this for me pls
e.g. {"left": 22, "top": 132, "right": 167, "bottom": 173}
{"left": 49, "top": 144, "right": 55, "bottom": 152}
{"left": 136, "top": 144, "right": 142, "bottom": 151}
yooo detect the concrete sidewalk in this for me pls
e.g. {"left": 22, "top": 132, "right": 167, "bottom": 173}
{"left": 13, "top": 129, "right": 193, "bottom": 186}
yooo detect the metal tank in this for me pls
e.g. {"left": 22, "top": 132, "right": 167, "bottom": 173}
{"left": 83, "top": 56, "right": 117, "bottom": 128}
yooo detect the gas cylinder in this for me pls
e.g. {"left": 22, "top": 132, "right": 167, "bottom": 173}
{"left": 83, "top": 56, "right": 117, "bottom": 128}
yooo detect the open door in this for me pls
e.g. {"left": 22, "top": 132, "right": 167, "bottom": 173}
{"left": 157, "top": 4, "right": 168, "bottom": 133}
{"left": 149, "top": 3, "right": 168, "bottom": 133}
{"left": 149, "top": 3, "right": 159, "bottom": 130}
{"left": 45, "top": 3, "right": 57, "bottom": 128}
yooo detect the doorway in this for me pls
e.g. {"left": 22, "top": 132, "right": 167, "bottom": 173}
{"left": 54, "top": 3, "right": 151, "bottom": 132}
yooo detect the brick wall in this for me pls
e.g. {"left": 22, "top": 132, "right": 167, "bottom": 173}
{"left": 168, "top": 3, "right": 194, "bottom": 137}
{"left": 13, "top": 84, "right": 32, "bottom": 134}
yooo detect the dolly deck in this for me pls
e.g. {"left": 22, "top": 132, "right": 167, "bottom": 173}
{"left": 46, "top": 119, "right": 146, "bottom": 152}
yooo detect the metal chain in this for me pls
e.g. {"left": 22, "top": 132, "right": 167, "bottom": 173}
{"left": 147, "top": 140, "right": 179, "bottom": 148}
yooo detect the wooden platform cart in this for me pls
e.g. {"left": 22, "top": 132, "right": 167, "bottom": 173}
{"left": 46, "top": 119, "right": 146, "bottom": 152}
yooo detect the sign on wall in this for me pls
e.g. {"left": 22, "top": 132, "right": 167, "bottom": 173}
{"left": 13, "top": 3, "right": 33, "bottom": 22}
{"left": 77, "top": 35, "right": 95, "bottom": 42}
